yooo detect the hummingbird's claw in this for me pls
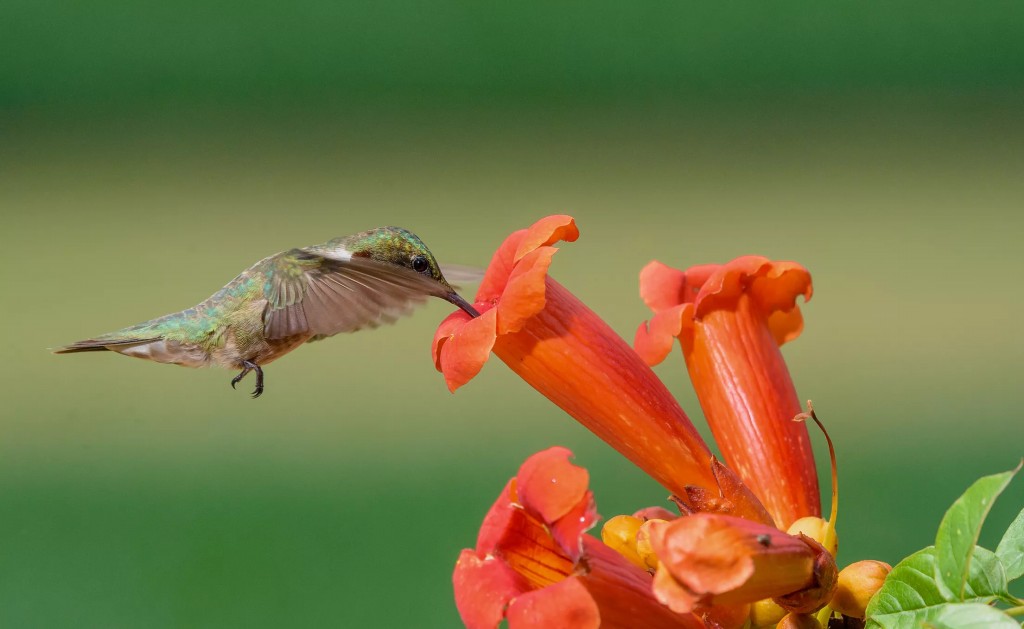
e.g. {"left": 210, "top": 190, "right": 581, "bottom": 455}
{"left": 231, "top": 361, "right": 265, "bottom": 399}
{"left": 251, "top": 363, "right": 264, "bottom": 399}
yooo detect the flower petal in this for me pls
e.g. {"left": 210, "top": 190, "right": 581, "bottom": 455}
{"left": 580, "top": 538, "right": 709, "bottom": 629}
{"left": 748, "top": 261, "right": 813, "bottom": 322}
{"left": 516, "top": 446, "right": 598, "bottom": 560}
{"left": 767, "top": 308, "right": 805, "bottom": 346}
{"left": 513, "top": 215, "right": 579, "bottom": 263}
{"left": 640, "top": 261, "right": 720, "bottom": 311}
{"left": 640, "top": 261, "right": 691, "bottom": 311}
{"left": 433, "top": 307, "right": 498, "bottom": 392}
{"left": 517, "top": 446, "right": 590, "bottom": 523}
{"left": 477, "top": 229, "right": 526, "bottom": 304}
{"left": 693, "top": 256, "right": 812, "bottom": 347}
{"left": 635, "top": 304, "right": 690, "bottom": 367}
{"left": 454, "top": 549, "right": 529, "bottom": 629}
{"left": 475, "top": 479, "right": 517, "bottom": 554}
{"left": 691, "top": 255, "right": 772, "bottom": 319}
{"left": 498, "top": 246, "right": 558, "bottom": 335}
{"left": 433, "top": 310, "right": 471, "bottom": 369}
{"left": 506, "top": 577, "right": 601, "bottom": 629}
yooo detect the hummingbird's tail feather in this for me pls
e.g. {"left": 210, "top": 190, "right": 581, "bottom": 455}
{"left": 55, "top": 335, "right": 210, "bottom": 367}
{"left": 54, "top": 336, "right": 163, "bottom": 354}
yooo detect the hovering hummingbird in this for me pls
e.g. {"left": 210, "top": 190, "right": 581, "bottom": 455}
{"left": 55, "top": 226, "right": 480, "bottom": 398}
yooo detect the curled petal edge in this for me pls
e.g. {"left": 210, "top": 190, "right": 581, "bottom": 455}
{"left": 513, "top": 215, "right": 580, "bottom": 263}
{"left": 693, "top": 256, "right": 812, "bottom": 332}
{"left": 634, "top": 304, "right": 690, "bottom": 366}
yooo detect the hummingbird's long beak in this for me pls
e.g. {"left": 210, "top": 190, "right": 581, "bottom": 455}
{"left": 445, "top": 291, "right": 480, "bottom": 318}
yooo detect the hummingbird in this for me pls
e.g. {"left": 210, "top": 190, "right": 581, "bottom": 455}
{"left": 55, "top": 226, "right": 480, "bottom": 398}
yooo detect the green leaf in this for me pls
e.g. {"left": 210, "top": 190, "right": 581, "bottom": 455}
{"left": 867, "top": 547, "right": 953, "bottom": 628}
{"left": 960, "top": 547, "right": 1011, "bottom": 603}
{"left": 934, "top": 466, "right": 1020, "bottom": 599}
{"left": 996, "top": 505, "right": 1024, "bottom": 581}
{"left": 866, "top": 547, "right": 1010, "bottom": 629}
{"left": 928, "top": 602, "right": 1020, "bottom": 629}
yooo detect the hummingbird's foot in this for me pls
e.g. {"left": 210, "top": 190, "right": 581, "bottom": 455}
{"left": 230, "top": 360, "right": 265, "bottom": 399}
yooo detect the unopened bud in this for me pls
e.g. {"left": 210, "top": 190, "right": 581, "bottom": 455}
{"left": 777, "top": 612, "right": 821, "bottom": 629}
{"left": 636, "top": 518, "right": 668, "bottom": 571}
{"left": 774, "top": 536, "right": 838, "bottom": 614}
{"left": 749, "top": 598, "right": 787, "bottom": 627}
{"left": 787, "top": 516, "right": 837, "bottom": 556}
{"left": 600, "top": 515, "right": 646, "bottom": 569}
{"left": 831, "top": 560, "right": 892, "bottom": 618}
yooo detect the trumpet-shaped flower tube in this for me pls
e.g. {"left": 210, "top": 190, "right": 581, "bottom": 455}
{"left": 635, "top": 257, "right": 820, "bottom": 528}
{"left": 433, "top": 216, "right": 767, "bottom": 520}
{"left": 453, "top": 447, "right": 704, "bottom": 629}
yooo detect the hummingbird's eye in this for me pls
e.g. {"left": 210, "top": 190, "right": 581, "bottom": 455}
{"left": 412, "top": 256, "right": 430, "bottom": 273}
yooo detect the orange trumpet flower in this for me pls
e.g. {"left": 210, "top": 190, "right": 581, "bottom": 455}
{"left": 634, "top": 257, "right": 821, "bottom": 527}
{"left": 433, "top": 216, "right": 766, "bottom": 520}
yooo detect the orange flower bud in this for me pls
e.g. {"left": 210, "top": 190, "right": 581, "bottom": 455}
{"left": 773, "top": 535, "right": 838, "bottom": 614}
{"left": 777, "top": 612, "right": 821, "bottom": 629}
{"left": 830, "top": 560, "right": 892, "bottom": 618}
{"left": 787, "top": 516, "right": 838, "bottom": 556}
{"left": 749, "top": 599, "right": 787, "bottom": 627}
{"left": 601, "top": 515, "right": 646, "bottom": 570}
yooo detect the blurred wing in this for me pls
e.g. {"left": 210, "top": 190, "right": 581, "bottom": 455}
{"left": 263, "top": 250, "right": 441, "bottom": 340}
{"left": 439, "top": 264, "right": 484, "bottom": 286}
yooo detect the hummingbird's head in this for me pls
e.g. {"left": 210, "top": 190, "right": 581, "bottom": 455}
{"left": 349, "top": 227, "right": 480, "bottom": 317}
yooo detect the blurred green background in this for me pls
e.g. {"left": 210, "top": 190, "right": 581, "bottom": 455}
{"left": 2, "top": 2, "right": 1023, "bottom": 627}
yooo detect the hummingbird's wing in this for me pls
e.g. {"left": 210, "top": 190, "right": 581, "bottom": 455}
{"left": 438, "top": 264, "right": 484, "bottom": 285}
{"left": 262, "top": 249, "right": 443, "bottom": 340}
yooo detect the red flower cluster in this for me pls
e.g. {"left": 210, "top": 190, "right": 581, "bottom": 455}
{"left": 433, "top": 216, "right": 839, "bottom": 628}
